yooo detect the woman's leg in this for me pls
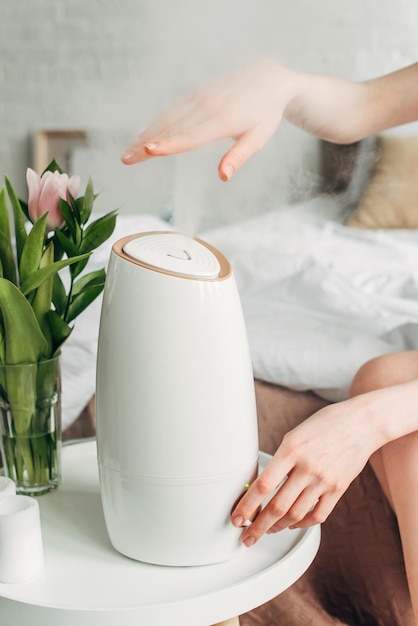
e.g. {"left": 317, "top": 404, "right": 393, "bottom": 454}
{"left": 350, "top": 351, "right": 418, "bottom": 622}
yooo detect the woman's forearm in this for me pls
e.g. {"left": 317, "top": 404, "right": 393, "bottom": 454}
{"left": 350, "top": 378, "right": 418, "bottom": 447}
{"left": 285, "top": 62, "right": 418, "bottom": 143}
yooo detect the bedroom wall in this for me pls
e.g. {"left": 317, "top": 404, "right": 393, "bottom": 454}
{"left": 1, "top": 0, "right": 417, "bottom": 232}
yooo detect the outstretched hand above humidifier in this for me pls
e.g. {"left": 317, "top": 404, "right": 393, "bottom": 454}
{"left": 121, "top": 58, "right": 418, "bottom": 181}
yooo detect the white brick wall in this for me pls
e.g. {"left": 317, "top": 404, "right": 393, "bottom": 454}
{"left": 1, "top": 0, "right": 417, "bottom": 230}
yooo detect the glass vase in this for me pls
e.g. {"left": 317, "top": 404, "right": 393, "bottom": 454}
{"left": 0, "top": 357, "right": 62, "bottom": 496}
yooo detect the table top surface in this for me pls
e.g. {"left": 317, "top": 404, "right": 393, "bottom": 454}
{"left": 0, "top": 439, "right": 320, "bottom": 626}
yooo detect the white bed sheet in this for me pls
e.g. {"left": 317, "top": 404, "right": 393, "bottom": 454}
{"left": 61, "top": 196, "right": 418, "bottom": 429}
{"left": 204, "top": 195, "right": 418, "bottom": 401}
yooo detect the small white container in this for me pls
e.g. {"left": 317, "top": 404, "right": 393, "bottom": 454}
{"left": 96, "top": 232, "right": 259, "bottom": 566}
{"left": 0, "top": 476, "right": 16, "bottom": 500}
{"left": 0, "top": 495, "right": 44, "bottom": 583}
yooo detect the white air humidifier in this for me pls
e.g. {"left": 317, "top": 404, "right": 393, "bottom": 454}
{"left": 96, "top": 231, "right": 259, "bottom": 566}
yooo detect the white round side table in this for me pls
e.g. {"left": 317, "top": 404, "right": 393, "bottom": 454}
{"left": 0, "top": 440, "right": 320, "bottom": 625}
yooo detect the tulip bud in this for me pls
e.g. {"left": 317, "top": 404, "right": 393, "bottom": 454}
{"left": 26, "top": 168, "right": 80, "bottom": 230}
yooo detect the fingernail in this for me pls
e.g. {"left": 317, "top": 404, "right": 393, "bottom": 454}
{"left": 144, "top": 142, "right": 159, "bottom": 151}
{"left": 223, "top": 164, "right": 235, "bottom": 181}
{"left": 243, "top": 536, "right": 256, "bottom": 548}
{"left": 121, "top": 149, "right": 136, "bottom": 161}
{"left": 232, "top": 515, "right": 244, "bottom": 527}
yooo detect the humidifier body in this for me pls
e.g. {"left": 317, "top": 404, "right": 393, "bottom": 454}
{"left": 96, "top": 232, "right": 259, "bottom": 566}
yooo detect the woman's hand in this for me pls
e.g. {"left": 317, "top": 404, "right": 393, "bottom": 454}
{"left": 122, "top": 60, "right": 418, "bottom": 181}
{"left": 121, "top": 59, "right": 303, "bottom": 181}
{"left": 231, "top": 397, "right": 381, "bottom": 546}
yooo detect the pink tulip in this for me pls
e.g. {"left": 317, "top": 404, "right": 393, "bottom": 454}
{"left": 26, "top": 168, "right": 80, "bottom": 230}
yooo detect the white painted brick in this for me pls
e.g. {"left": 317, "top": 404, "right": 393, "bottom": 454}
{"left": 0, "top": 0, "right": 417, "bottom": 229}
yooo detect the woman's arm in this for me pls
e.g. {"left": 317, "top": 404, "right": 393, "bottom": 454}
{"left": 287, "top": 61, "right": 418, "bottom": 143}
{"left": 231, "top": 378, "right": 418, "bottom": 546}
{"left": 121, "top": 59, "right": 418, "bottom": 180}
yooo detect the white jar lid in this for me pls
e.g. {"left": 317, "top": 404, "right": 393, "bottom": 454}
{"left": 123, "top": 233, "right": 221, "bottom": 278}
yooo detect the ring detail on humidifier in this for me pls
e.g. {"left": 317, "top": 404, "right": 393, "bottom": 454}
{"left": 96, "top": 231, "right": 260, "bottom": 566}
{"left": 123, "top": 232, "right": 224, "bottom": 279}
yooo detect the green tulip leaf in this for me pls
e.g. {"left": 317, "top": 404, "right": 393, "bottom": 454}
{"left": 42, "top": 159, "right": 63, "bottom": 175}
{"left": 66, "top": 284, "right": 104, "bottom": 323}
{"left": 20, "top": 253, "right": 91, "bottom": 296}
{"left": 59, "top": 199, "right": 79, "bottom": 243}
{"left": 19, "top": 213, "right": 48, "bottom": 285}
{"left": 18, "top": 198, "right": 30, "bottom": 222}
{"left": 69, "top": 256, "right": 90, "bottom": 280}
{"left": 69, "top": 192, "right": 81, "bottom": 224}
{"left": 54, "top": 227, "right": 81, "bottom": 258}
{"left": 0, "top": 278, "right": 49, "bottom": 364}
{"left": 47, "top": 309, "right": 73, "bottom": 355}
{"left": 71, "top": 269, "right": 106, "bottom": 297}
{"left": 0, "top": 318, "right": 5, "bottom": 363}
{"left": 5, "top": 175, "right": 27, "bottom": 263}
{"left": 0, "top": 187, "right": 16, "bottom": 280}
{"left": 79, "top": 211, "right": 117, "bottom": 254}
{"left": 0, "top": 186, "right": 12, "bottom": 239}
{"left": 79, "top": 178, "right": 95, "bottom": 225}
{"left": 31, "top": 243, "right": 55, "bottom": 354}
{"left": 0, "top": 230, "right": 17, "bottom": 285}
{"left": 52, "top": 273, "right": 68, "bottom": 316}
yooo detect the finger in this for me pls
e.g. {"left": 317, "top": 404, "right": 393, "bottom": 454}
{"left": 238, "top": 474, "right": 311, "bottom": 546}
{"left": 231, "top": 459, "right": 291, "bottom": 531}
{"left": 288, "top": 493, "right": 340, "bottom": 529}
{"left": 121, "top": 143, "right": 155, "bottom": 165}
{"left": 217, "top": 120, "right": 281, "bottom": 181}
{"left": 217, "top": 136, "right": 254, "bottom": 181}
{"left": 122, "top": 90, "right": 208, "bottom": 159}
{"left": 266, "top": 489, "right": 321, "bottom": 533}
{"left": 121, "top": 118, "right": 226, "bottom": 165}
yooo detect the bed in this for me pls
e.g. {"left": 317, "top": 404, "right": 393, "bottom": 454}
{"left": 62, "top": 129, "right": 418, "bottom": 625}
